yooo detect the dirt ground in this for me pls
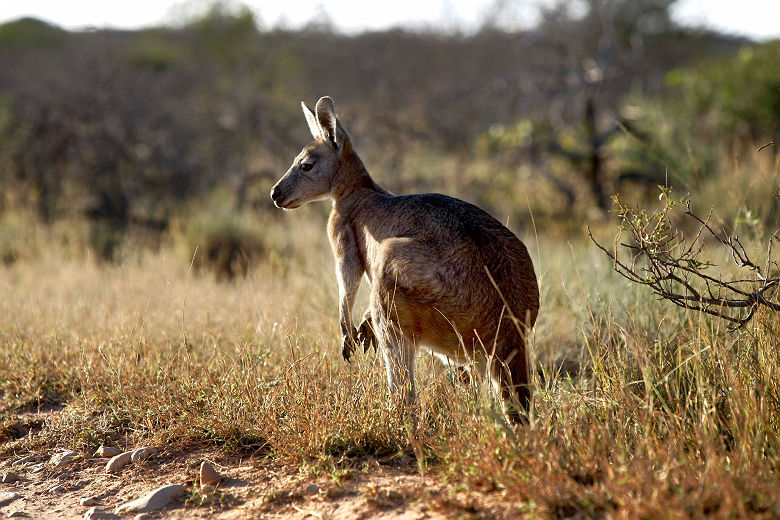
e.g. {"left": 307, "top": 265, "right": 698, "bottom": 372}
{"left": 0, "top": 409, "right": 511, "bottom": 519}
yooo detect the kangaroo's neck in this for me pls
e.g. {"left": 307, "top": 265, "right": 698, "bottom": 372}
{"left": 327, "top": 148, "right": 393, "bottom": 281}
{"left": 331, "top": 147, "right": 388, "bottom": 204}
{"left": 328, "top": 148, "right": 390, "bottom": 255}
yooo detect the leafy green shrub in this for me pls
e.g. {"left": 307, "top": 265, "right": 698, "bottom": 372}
{"left": 619, "top": 40, "right": 780, "bottom": 183}
{"left": 664, "top": 41, "right": 780, "bottom": 140}
{"left": 0, "top": 210, "right": 42, "bottom": 265}
{"left": 175, "top": 191, "right": 266, "bottom": 280}
{"left": 88, "top": 220, "right": 127, "bottom": 262}
{"left": 128, "top": 35, "right": 189, "bottom": 71}
{"left": 0, "top": 18, "right": 66, "bottom": 47}
{"left": 193, "top": 220, "right": 264, "bottom": 280}
{"left": 187, "top": 3, "right": 259, "bottom": 66}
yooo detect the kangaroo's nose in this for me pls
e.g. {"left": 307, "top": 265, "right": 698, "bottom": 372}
{"left": 270, "top": 184, "right": 286, "bottom": 208}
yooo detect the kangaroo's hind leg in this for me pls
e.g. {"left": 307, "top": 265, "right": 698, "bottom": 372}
{"left": 489, "top": 342, "right": 532, "bottom": 424}
{"left": 370, "top": 289, "right": 416, "bottom": 410}
{"left": 356, "top": 307, "right": 376, "bottom": 353}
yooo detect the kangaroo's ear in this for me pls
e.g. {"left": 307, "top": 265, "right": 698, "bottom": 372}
{"left": 301, "top": 102, "right": 321, "bottom": 140}
{"left": 315, "top": 96, "right": 340, "bottom": 150}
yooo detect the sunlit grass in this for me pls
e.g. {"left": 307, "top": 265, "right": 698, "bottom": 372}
{"left": 0, "top": 153, "right": 778, "bottom": 517}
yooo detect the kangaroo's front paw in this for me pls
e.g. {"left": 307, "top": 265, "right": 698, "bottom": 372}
{"left": 341, "top": 332, "right": 356, "bottom": 363}
{"left": 357, "top": 318, "right": 376, "bottom": 353}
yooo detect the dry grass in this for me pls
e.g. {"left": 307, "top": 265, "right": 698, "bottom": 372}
{"left": 0, "top": 152, "right": 778, "bottom": 518}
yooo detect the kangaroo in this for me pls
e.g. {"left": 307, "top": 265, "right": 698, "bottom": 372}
{"left": 270, "top": 97, "right": 539, "bottom": 421}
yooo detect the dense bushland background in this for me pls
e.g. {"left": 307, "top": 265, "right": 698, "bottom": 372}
{"left": 0, "top": 1, "right": 778, "bottom": 517}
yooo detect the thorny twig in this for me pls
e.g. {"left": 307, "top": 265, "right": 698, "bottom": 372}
{"left": 589, "top": 187, "right": 780, "bottom": 328}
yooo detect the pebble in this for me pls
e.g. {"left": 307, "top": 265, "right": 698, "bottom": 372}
{"left": 105, "top": 452, "right": 132, "bottom": 473}
{"left": 305, "top": 483, "right": 320, "bottom": 494}
{"left": 11, "top": 456, "right": 36, "bottom": 467}
{"left": 130, "top": 447, "right": 156, "bottom": 464}
{"left": 114, "top": 484, "right": 187, "bottom": 514}
{"left": 7, "top": 512, "right": 26, "bottom": 518}
{"left": 80, "top": 497, "right": 98, "bottom": 506}
{"left": 50, "top": 451, "right": 81, "bottom": 467}
{"left": 1, "top": 472, "right": 20, "bottom": 484}
{"left": 199, "top": 461, "right": 221, "bottom": 487}
{"left": 29, "top": 465, "right": 45, "bottom": 474}
{"left": 133, "top": 515, "right": 153, "bottom": 520}
{"left": 93, "top": 447, "right": 122, "bottom": 458}
{"left": 83, "top": 507, "right": 119, "bottom": 520}
{"left": 49, "top": 485, "right": 67, "bottom": 493}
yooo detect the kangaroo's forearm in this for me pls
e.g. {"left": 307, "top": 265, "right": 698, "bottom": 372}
{"left": 331, "top": 218, "right": 364, "bottom": 341}
{"left": 338, "top": 295, "right": 356, "bottom": 338}
{"left": 336, "top": 259, "right": 363, "bottom": 339}
{"left": 336, "top": 257, "right": 363, "bottom": 362}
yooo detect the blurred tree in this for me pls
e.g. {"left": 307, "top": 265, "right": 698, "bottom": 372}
{"left": 522, "top": 0, "right": 679, "bottom": 210}
{"left": 616, "top": 40, "right": 780, "bottom": 186}
{"left": 0, "top": 10, "right": 302, "bottom": 257}
{"left": 0, "top": 2, "right": 750, "bottom": 257}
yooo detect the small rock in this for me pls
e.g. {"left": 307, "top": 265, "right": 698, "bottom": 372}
{"left": 7, "top": 511, "right": 26, "bottom": 518}
{"left": 1, "top": 472, "right": 20, "bottom": 484}
{"left": 130, "top": 447, "right": 156, "bottom": 464}
{"left": 105, "top": 452, "right": 132, "bottom": 473}
{"left": 84, "top": 507, "right": 119, "bottom": 520}
{"left": 0, "top": 492, "right": 21, "bottom": 507}
{"left": 11, "top": 456, "right": 36, "bottom": 466}
{"left": 114, "top": 485, "right": 187, "bottom": 514}
{"left": 48, "top": 485, "right": 67, "bottom": 493}
{"left": 80, "top": 497, "right": 98, "bottom": 506}
{"left": 50, "top": 451, "right": 81, "bottom": 467}
{"left": 93, "top": 447, "right": 122, "bottom": 458}
{"left": 29, "top": 465, "right": 45, "bottom": 474}
{"left": 305, "top": 483, "right": 320, "bottom": 494}
{"left": 133, "top": 515, "right": 153, "bottom": 520}
{"left": 199, "top": 461, "right": 221, "bottom": 487}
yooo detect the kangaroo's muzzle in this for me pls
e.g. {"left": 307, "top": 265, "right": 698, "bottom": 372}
{"left": 270, "top": 182, "right": 300, "bottom": 209}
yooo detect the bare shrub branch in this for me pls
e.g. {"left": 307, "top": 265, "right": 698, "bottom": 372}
{"left": 589, "top": 187, "right": 780, "bottom": 327}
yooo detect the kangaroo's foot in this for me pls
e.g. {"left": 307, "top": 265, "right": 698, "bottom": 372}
{"left": 341, "top": 327, "right": 358, "bottom": 363}
{"left": 357, "top": 316, "right": 376, "bottom": 353}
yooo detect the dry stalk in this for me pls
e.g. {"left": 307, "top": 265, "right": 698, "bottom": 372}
{"left": 589, "top": 187, "right": 779, "bottom": 328}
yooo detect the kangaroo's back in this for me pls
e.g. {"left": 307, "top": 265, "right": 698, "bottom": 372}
{"left": 354, "top": 192, "right": 538, "bottom": 325}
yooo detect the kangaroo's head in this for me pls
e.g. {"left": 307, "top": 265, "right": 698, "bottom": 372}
{"left": 271, "top": 96, "right": 354, "bottom": 210}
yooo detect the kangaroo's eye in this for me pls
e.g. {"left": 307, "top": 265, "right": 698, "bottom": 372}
{"left": 301, "top": 162, "right": 314, "bottom": 172}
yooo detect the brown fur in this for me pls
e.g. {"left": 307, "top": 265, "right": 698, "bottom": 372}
{"left": 271, "top": 97, "right": 539, "bottom": 420}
